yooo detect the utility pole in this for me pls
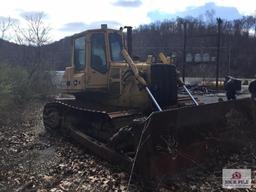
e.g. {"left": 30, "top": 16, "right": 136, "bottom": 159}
{"left": 183, "top": 22, "right": 187, "bottom": 82}
{"left": 216, "top": 18, "right": 222, "bottom": 90}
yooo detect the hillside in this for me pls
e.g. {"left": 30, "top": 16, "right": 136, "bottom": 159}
{"left": 1, "top": 16, "right": 256, "bottom": 78}
{"left": 0, "top": 36, "right": 71, "bottom": 71}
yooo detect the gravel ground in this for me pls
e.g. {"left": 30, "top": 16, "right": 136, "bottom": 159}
{"left": 1, "top": 100, "right": 256, "bottom": 192}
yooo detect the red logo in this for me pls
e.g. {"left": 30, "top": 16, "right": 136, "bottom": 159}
{"left": 232, "top": 172, "right": 241, "bottom": 179}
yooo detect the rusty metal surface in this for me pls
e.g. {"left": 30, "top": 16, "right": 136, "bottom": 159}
{"left": 68, "top": 127, "right": 132, "bottom": 168}
{"left": 44, "top": 97, "right": 256, "bottom": 186}
{"left": 135, "top": 98, "right": 256, "bottom": 183}
{"left": 107, "top": 110, "right": 140, "bottom": 119}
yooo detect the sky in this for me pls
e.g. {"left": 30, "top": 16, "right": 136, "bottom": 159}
{"left": 0, "top": 0, "right": 256, "bottom": 41}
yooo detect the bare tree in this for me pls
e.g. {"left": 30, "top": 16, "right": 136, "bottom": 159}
{"left": 204, "top": 9, "right": 216, "bottom": 25}
{"left": 0, "top": 16, "right": 15, "bottom": 40}
{"left": 13, "top": 12, "right": 52, "bottom": 85}
{"left": 14, "top": 12, "right": 51, "bottom": 46}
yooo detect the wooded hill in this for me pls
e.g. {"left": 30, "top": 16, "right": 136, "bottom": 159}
{"left": 0, "top": 37, "right": 71, "bottom": 71}
{"left": 0, "top": 15, "right": 256, "bottom": 78}
{"left": 133, "top": 16, "right": 256, "bottom": 78}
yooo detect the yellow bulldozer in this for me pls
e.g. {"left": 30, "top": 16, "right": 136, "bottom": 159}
{"left": 43, "top": 25, "right": 256, "bottom": 188}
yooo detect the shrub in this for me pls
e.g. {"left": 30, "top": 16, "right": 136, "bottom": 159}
{"left": 0, "top": 63, "right": 57, "bottom": 124}
{"left": 0, "top": 64, "right": 31, "bottom": 110}
{"left": 28, "top": 70, "right": 57, "bottom": 98}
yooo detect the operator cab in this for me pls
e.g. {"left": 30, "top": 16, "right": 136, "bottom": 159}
{"left": 63, "top": 25, "right": 124, "bottom": 93}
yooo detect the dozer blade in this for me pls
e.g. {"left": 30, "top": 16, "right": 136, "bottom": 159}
{"left": 134, "top": 98, "right": 256, "bottom": 183}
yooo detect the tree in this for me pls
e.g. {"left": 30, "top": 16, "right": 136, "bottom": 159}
{"left": 14, "top": 12, "right": 51, "bottom": 46}
{"left": 13, "top": 12, "right": 54, "bottom": 94}
{"left": 0, "top": 16, "right": 15, "bottom": 40}
{"left": 204, "top": 9, "right": 216, "bottom": 25}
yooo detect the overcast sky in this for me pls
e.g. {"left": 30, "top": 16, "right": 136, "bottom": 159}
{"left": 1, "top": 0, "right": 256, "bottom": 40}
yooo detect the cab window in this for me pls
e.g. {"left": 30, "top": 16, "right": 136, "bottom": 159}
{"left": 91, "top": 33, "right": 107, "bottom": 73}
{"left": 109, "top": 33, "right": 123, "bottom": 61}
{"left": 74, "top": 37, "right": 86, "bottom": 70}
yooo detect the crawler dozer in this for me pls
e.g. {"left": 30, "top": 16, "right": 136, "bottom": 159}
{"left": 43, "top": 25, "right": 256, "bottom": 187}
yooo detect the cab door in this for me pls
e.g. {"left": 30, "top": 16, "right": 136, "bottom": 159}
{"left": 87, "top": 32, "right": 109, "bottom": 89}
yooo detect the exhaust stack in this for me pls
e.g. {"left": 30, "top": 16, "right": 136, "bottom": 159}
{"left": 101, "top": 24, "right": 107, "bottom": 29}
{"left": 124, "top": 26, "right": 133, "bottom": 57}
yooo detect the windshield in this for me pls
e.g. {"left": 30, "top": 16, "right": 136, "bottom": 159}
{"left": 91, "top": 33, "right": 107, "bottom": 73}
{"left": 109, "top": 33, "right": 123, "bottom": 62}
